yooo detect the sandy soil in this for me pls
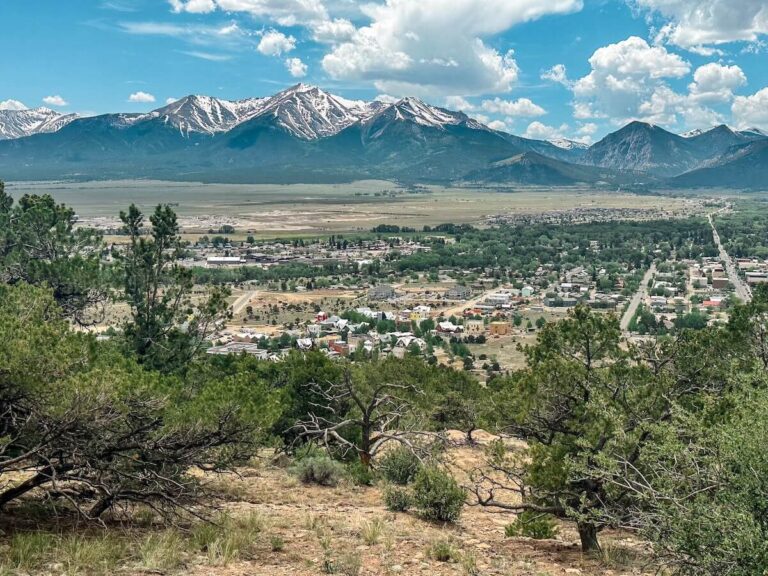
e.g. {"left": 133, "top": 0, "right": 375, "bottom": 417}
{"left": 183, "top": 439, "right": 652, "bottom": 576}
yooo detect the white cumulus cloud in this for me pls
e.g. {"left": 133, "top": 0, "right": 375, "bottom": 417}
{"left": 42, "top": 95, "right": 68, "bottom": 107}
{"left": 257, "top": 30, "right": 296, "bottom": 56}
{"left": 572, "top": 36, "right": 690, "bottom": 124}
{"left": 286, "top": 57, "right": 308, "bottom": 77}
{"left": 444, "top": 96, "right": 475, "bottom": 112}
{"left": 487, "top": 119, "right": 509, "bottom": 132}
{"left": 311, "top": 17, "right": 356, "bottom": 43}
{"left": 524, "top": 121, "right": 569, "bottom": 140}
{"left": 169, "top": 0, "right": 216, "bottom": 12}
{"left": 688, "top": 63, "right": 747, "bottom": 103}
{"left": 732, "top": 87, "right": 768, "bottom": 130}
{"left": 541, "top": 64, "right": 570, "bottom": 86}
{"left": 320, "top": 0, "right": 583, "bottom": 97}
{"left": 0, "top": 99, "right": 28, "bottom": 111}
{"left": 481, "top": 97, "right": 546, "bottom": 117}
{"left": 128, "top": 91, "right": 156, "bottom": 103}
{"left": 633, "top": 0, "right": 768, "bottom": 49}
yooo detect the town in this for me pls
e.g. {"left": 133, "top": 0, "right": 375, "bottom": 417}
{"left": 89, "top": 200, "right": 765, "bottom": 379}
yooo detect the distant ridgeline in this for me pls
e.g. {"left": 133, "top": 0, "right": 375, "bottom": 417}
{"left": 0, "top": 84, "right": 766, "bottom": 187}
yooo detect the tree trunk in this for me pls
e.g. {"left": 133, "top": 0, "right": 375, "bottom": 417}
{"left": 577, "top": 521, "right": 600, "bottom": 554}
{"left": 89, "top": 496, "right": 114, "bottom": 519}
{"left": 360, "top": 422, "right": 372, "bottom": 469}
{"left": 0, "top": 464, "right": 71, "bottom": 508}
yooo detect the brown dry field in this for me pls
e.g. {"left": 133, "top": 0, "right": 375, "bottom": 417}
{"left": 7, "top": 180, "right": 701, "bottom": 240}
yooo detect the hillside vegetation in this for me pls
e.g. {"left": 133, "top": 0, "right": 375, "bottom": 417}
{"left": 2, "top": 180, "right": 768, "bottom": 575}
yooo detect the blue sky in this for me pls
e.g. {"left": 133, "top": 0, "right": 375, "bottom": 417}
{"left": 2, "top": 0, "right": 768, "bottom": 142}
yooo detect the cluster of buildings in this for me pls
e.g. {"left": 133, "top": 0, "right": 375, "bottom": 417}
{"left": 184, "top": 238, "right": 434, "bottom": 270}
{"left": 738, "top": 259, "right": 768, "bottom": 287}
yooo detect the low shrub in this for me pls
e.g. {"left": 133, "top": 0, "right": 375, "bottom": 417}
{"left": 504, "top": 511, "right": 559, "bottom": 540}
{"left": 270, "top": 536, "right": 285, "bottom": 552}
{"left": 347, "top": 460, "right": 377, "bottom": 486}
{"left": 378, "top": 446, "right": 422, "bottom": 485}
{"left": 428, "top": 539, "right": 458, "bottom": 562}
{"left": 360, "top": 517, "right": 386, "bottom": 545}
{"left": 412, "top": 466, "right": 465, "bottom": 523}
{"left": 292, "top": 456, "right": 346, "bottom": 487}
{"left": 383, "top": 485, "right": 413, "bottom": 512}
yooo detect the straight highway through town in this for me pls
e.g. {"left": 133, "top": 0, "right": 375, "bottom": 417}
{"left": 621, "top": 262, "right": 656, "bottom": 331}
{"left": 709, "top": 211, "right": 752, "bottom": 303}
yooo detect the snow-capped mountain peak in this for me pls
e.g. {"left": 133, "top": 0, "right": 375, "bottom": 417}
{"left": 740, "top": 127, "right": 767, "bottom": 138}
{"left": 682, "top": 128, "right": 706, "bottom": 138}
{"left": 0, "top": 107, "right": 78, "bottom": 140}
{"left": 548, "top": 138, "right": 589, "bottom": 150}
{"left": 386, "top": 97, "right": 487, "bottom": 130}
{"left": 256, "top": 84, "right": 372, "bottom": 140}
{"left": 683, "top": 125, "right": 741, "bottom": 139}
{"left": 147, "top": 95, "right": 268, "bottom": 136}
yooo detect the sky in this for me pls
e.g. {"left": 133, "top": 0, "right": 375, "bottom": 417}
{"left": 1, "top": 0, "right": 768, "bottom": 142}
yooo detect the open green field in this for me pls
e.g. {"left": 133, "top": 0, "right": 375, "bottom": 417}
{"left": 7, "top": 179, "right": 704, "bottom": 238}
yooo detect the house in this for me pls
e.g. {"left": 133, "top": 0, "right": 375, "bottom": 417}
{"left": 329, "top": 341, "right": 350, "bottom": 357}
{"left": 233, "top": 331, "right": 267, "bottom": 344}
{"left": 465, "top": 320, "right": 485, "bottom": 335}
{"left": 296, "top": 338, "right": 314, "bottom": 350}
{"left": 711, "top": 277, "right": 730, "bottom": 290}
{"left": 521, "top": 285, "right": 535, "bottom": 298}
{"left": 437, "top": 321, "right": 462, "bottom": 334}
{"left": 543, "top": 296, "right": 578, "bottom": 308}
{"left": 368, "top": 284, "right": 396, "bottom": 301}
{"left": 206, "top": 256, "right": 246, "bottom": 267}
{"left": 747, "top": 272, "right": 768, "bottom": 285}
{"left": 445, "top": 285, "right": 472, "bottom": 300}
{"left": 392, "top": 336, "right": 427, "bottom": 359}
{"left": 206, "top": 343, "right": 269, "bottom": 359}
{"left": 413, "top": 305, "right": 432, "bottom": 319}
{"left": 485, "top": 291, "right": 512, "bottom": 306}
{"left": 650, "top": 296, "right": 667, "bottom": 310}
{"left": 489, "top": 322, "right": 511, "bottom": 336}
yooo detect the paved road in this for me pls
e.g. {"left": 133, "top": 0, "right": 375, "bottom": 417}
{"left": 621, "top": 262, "right": 656, "bottom": 332}
{"left": 709, "top": 212, "right": 752, "bottom": 302}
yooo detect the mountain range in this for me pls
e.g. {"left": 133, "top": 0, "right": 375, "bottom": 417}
{"left": 0, "top": 84, "right": 765, "bottom": 188}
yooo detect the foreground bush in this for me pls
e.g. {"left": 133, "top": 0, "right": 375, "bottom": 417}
{"left": 412, "top": 467, "right": 465, "bottom": 523}
{"left": 504, "top": 511, "right": 559, "bottom": 539}
{"left": 378, "top": 446, "right": 422, "bottom": 485}
{"left": 347, "top": 460, "right": 377, "bottom": 486}
{"left": 383, "top": 485, "right": 413, "bottom": 512}
{"left": 292, "top": 456, "right": 346, "bottom": 486}
{"left": 0, "top": 283, "right": 273, "bottom": 520}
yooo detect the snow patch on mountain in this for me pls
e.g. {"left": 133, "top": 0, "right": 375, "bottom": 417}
{"left": 255, "top": 84, "right": 374, "bottom": 140}
{"left": 146, "top": 95, "right": 269, "bottom": 136}
{"left": 0, "top": 107, "right": 78, "bottom": 140}
{"left": 548, "top": 138, "right": 589, "bottom": 150}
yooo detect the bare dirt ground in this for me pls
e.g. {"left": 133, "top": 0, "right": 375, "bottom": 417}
{"left": 0, "top": 439, "right": 653, "bottom": 575}
{"left": 183, "top": 435, "right": 652, "bottom": 576}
